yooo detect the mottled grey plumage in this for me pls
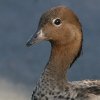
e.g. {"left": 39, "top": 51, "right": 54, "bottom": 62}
{"left": 26, "top": 6, "right": 100, "bottom": 100}
{"left": 31, "top": 76, "right": 100, "bottom": 100}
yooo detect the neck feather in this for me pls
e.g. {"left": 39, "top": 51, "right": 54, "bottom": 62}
{"left": 42, "top": 30, "right": 82, "bottom": 88}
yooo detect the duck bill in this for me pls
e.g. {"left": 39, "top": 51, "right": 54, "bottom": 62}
{"left": 26, "top": 29, "right": 46, "bottom": 47}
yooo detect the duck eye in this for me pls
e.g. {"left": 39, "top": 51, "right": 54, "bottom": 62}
{"left": 52, "top": 18, "right": 62, "bottom": 26}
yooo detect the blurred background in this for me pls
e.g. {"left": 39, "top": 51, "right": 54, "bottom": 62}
{"left": 0, "top": 0, "right": 100, "bottom": 100}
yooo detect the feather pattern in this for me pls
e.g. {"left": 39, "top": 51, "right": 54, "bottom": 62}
{"left": 26, "top": 6, "right": 100, "bottom": 100}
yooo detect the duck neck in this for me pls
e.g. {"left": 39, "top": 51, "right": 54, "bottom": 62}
{"left": 42, "top": 38, "right": 82, "bottom": 87}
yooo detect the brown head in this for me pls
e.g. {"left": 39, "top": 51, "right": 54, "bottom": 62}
{"left": 26, "top": 6, "right": 82, "bottom": 45}
{"left": 26, "top": 6, "right": 83, "bottom": 66}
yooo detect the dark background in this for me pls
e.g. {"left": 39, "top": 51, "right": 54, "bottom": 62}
{"left": 0, "top": 0, "right": 100, "bottom": 100}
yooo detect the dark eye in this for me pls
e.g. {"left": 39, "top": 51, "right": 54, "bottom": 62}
{"left": 52, "top": 18, "right": 62, "bottom": 26}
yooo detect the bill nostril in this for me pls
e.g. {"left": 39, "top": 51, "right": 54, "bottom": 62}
{"left": 33, "top": 33, "right": 38, "bottom": 38}
{"left": 26, "top": 41, "right": 32, "bottom": 47}
{"left": 26, "top": 30, "right": 45, "bottom": 46}
{"left": 26, "top": 34, "right": 37, "bottom": 47}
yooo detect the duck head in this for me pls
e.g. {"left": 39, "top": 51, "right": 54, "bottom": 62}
{"left": 26, "top": 6, "right": 82, "bottom": 47}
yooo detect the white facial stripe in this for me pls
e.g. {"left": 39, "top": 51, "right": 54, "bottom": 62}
{"left": 38, "top": 29, "right": 45, "bottom": 39}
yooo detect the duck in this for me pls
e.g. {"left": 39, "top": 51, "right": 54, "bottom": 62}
{"left": 26, "top": 6, "right": 100, "bottom": 100}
